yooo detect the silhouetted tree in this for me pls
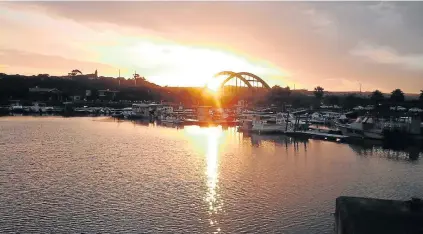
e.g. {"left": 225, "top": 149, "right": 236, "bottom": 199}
{"left": 269, "top": 85, "right": 291, "bottom": 108}
{"left": 419, "top": 90, "right": 423, "bottom": 107}
{"left": 313, "top": 86, "right": 324, "bottom": 108}
{"left": 314, "top": 86, "right": 324, "bottom": 100}
{"left": 342, "top": 94, "right": 367, "bottom": 110}
{"left": 0, "top": 72, "right": 164, "bottom": 104}
{"left": 390, "top": 89, "right": 405, "bottom": 103}
{"left": 69, "top": 69, "right": 83, "bottom": 76}
{"left": 324, "top": 95, "right": 340, "bottom": 106}
{"left": 370, "top": 90, "right": 384, "bottom": 104}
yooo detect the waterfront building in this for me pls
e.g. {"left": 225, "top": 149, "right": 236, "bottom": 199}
{"left": 98, "top": 89, "right": 119, "bottom": 101}
{"left": 29, "top": 86, "right": 62, "bottom": 102}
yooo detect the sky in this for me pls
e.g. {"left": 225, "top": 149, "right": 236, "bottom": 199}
{"left": 0, "top": 2, "right": 422, "bottom": 93}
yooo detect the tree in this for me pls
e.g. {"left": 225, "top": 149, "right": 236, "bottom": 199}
{"left": 68, "top": 69, "right": 82, "bottom": 77}
{"left": 313, "top": 86, "right": 324, "bottom": 101}
{"left": 324, "top": 95, "right": 340, "bottom": 106}
{"left": 390, "top": 89, "right": 405, "bottom": 103}
{"left": 419, "top": 90, "right": 423, "bottom": 102}
{"left": 370, "top": 90, "right": 384, "bottom": 104}
{"left": 342, "top": 94, "right": 366, "bottom": 110}
{"left": 268, "top": 85, "right": 291, "bottom": 110}
{"left": 269, "top": 85, "right": 291, "bottom": 100}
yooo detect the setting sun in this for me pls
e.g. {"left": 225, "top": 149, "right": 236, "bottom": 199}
{"left": 206, "top": 78, "right": 222, "bottom": 93}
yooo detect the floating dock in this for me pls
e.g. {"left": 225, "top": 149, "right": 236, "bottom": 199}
{"left": 285, "top": 130, "right": 348, "bottom": 142}
{"left": 183, "top": 119, "right": 238, "bottom": 126}
{"left": 335, "top": 196, "right": 423, "bottom": 234}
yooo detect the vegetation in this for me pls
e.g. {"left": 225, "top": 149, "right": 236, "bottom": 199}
{"left": 0, "top": 73, "right": 421, "bottom": 111}
{"left": 390, "top": 89, "right": 405, "bottom": 103}
{"left": 342, "top": 94, "right": 367, "bottom": 110}
{"left": 0, "top": 73, "right": 163, "bottom": 105}
{"left": 324, "top": 95, "right": 341, "bottom": 106}
{"left": 268, "top": 85, "right": 291, "bottom": 108}
{"left": 370, "top": 90, "right": 384, "bottom": 104}
{"left": 68, "top": 69, "right": 83, "bottom": 76}
{"left": 313, "top": 86, "right": 325, "bottom": 101}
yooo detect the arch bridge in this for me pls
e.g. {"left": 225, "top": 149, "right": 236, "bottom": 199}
{"left": 213, "top": 71, "right": 271, "bottom": 91}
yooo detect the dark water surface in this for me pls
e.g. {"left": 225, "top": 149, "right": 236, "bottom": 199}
{"left": 1, "top": 117, "right": 422, "bottom": 233}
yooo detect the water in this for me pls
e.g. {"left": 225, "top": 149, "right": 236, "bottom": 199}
{"left": 0, "top": 117, "right": 422, "bottom": 233}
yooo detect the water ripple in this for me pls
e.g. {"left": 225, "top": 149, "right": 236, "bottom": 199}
{"left": 0, "top": 117, "right": 422, "bottom": 233}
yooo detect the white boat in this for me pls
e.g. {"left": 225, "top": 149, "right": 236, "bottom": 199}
{"left": 409, "top": 108, "right": 423, "bottom": 113}
{"left": 160, "top": 114, "right": 184, "bottom": 124}
{"left": 131, "top": 103, "right": 163, "bottom": 118}
{"left": 251, "top": 113, "right": 291, "bottom": 134}
{"left": 309, "top": 112, "right": 327, "bottom": 124}
{"left": 336, "top": 116, "right": 384, "bottom": 140}
{"left": 237, "top": 111, "right": 269, "bottom": 130}
{"left": 10, "top": 105, "right": 23, "bottom": 112}
{"left": 122, "top": 107, "right": 133, "bottom": 118}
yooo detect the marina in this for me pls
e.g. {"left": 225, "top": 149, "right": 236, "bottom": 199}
{"left": 2, "top": 101, "right": 423, "bottom": 144}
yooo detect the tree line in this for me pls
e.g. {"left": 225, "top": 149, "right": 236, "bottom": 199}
{"left": 1, "top": 72, "right": 422, "bottom": 109}
{"left": 264, "top": 85, "right": 423, "bottom": 110}
{"left": 0, "top": 72, "right": 224, "bottom": 106}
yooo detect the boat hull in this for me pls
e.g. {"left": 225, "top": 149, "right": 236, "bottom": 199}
{"left": 251, "top": 123, "right": 288, "bottom": 134}
{"left": 337, "top": 124, "right": 384, "bottom": 140}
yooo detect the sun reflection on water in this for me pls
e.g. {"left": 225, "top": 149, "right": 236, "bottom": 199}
{"left": 184, "top": 126, "right": 223, "bottom": 233}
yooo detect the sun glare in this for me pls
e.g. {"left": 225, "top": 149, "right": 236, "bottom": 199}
{"left": 206, "top": 79, "right": 221, "bottom": 93}
{"left": 113, "top": 39, "right": 284, "bottom": 87}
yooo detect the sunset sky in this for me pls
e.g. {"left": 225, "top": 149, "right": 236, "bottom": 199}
{"left": 0, "top": 2, "right": 422, "bottom": 93}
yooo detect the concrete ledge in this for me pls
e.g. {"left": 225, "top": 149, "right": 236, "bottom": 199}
{"left": 335, "top": 196, "right": 423, "bottom": 234}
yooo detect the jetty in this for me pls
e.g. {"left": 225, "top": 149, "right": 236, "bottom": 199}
{"left": 285, "top": 130, "right": 348, "bottom": 142}
{"left": 335, "top": 196, "right": 423, "bottom": 234}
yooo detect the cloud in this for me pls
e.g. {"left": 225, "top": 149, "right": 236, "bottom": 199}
{"left": 1, "top": 2, "right": 423, "bottom": 92}
{"left": 322, "top": 78, "right": 384, "bottom": 92}
{"left": 368, "top": 2, "right": 404, "bottom": 28}
{"left": 303, "top": 8, "right": 338, "bottom": 39}
{"left": 0, "top": 49, "right": 118, "bottom": 76}
{"left": 0, "top": 2, "right": 290, "bottom": 86}
{"left": 350, "top": 42, "right": 423, "bottom": 71}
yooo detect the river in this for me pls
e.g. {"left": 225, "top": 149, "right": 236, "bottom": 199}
{"left": 0, "top": 116, "right": 422, "bottom": 233}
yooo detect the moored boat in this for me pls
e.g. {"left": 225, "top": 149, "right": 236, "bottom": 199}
{"left": 336, "top": 116, "right": 384, "bottom": 140}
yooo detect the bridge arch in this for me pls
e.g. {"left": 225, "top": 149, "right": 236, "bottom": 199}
{"left": 213, "top": 71, "right": 271, "bottom": 90}
{"left": 221, "top": 74, "right": 253, "bottom": 89}
{"left": 236, "top": 72, "right": 271, "bottom": 89}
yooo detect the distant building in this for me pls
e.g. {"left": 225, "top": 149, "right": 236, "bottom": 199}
{"left": 29, "top": 86, "right": 62, "bottom": 101}
{"left": 98, "top": 89, "right": 119, "bottom": 101}
{"left": 71, "top": 96, "right": 81, "bottom": 101}
{"left": 87, "top": 69, "right": 98, "bottom": 80}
